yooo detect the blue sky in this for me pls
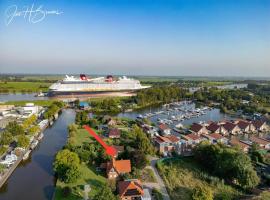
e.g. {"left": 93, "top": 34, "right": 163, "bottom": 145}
{"left": 0, "top": 0, "right": 269, "bottom": 76}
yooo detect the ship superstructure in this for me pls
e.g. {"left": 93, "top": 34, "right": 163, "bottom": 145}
{"left": 48, "top": 74, "right": 150, "bottom": 96}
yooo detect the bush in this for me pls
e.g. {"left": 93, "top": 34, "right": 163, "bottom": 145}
{"left": 62, "top": 186, "right": 72, "bottom": 197}
{"left": 192, "top": 184, "right": 213, "bottom": 200}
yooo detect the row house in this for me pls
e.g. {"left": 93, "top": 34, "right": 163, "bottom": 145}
{"left": 252, "top": 120, "right": 269, "bottom": 132}
{"left": 207, "top": 122, "right": 228, "bottom": 136}
{"left": 118, "top": 179, "right": 144, "bottom": 200}
{"left": 237, "top": 120, "right": 256, "bottom": 133}
{"left": 190, "top": 123, "right": 208, "bottom": 135}
{"left": 223, "top": 122, "right": 241, "bottom": 135}
{"left": 250, "top": 136, "right": 270, "bottom": 150}
{"left": 182, "top": 133, "right": 205, "bottom": 146}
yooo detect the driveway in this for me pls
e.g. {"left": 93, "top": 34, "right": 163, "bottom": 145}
{"left": 143, "top": 157, "right": 171, "bottom": 200}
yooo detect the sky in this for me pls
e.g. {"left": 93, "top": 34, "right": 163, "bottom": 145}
{"left": 0, "top": 0, "right": 269, "bottom": 77}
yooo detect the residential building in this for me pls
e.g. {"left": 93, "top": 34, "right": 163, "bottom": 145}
{"left": 108, "top": 128, "right": 121, "bottom": 138}
{"left": 154, "top": 135, "right": 180, "bottom": 155}
{"left": 223, "top": 122, "right": 241, "bottom": 135}
{"left": 237, "top": 120, "right": 256, "bottom": 133}
{"left": 190, "top": 123, "right": 208, "bottom": 135}
{"left": 158, "top": 123, "right": 171, "bottom": 135}
{"left": 104, "top": 158, "right": 131, "bottom": 179}
{"left": 182, "top": 133, "right": 204, "bottom": 146}
{"left": 252, "top": 120, "right": 269, "bottom": 132}
{"left": 250, "top": 136, "right": 270, "bottom": 150}
{"left": 118, "top": 179, "right": 144, "bottom": 200}
{"left": 207, "top": 122, "right": 228, "bottom": 135}
{"left": 229, "top": 138, "right": 250, "bottom": 152}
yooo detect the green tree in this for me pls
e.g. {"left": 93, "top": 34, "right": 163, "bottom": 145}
{"left": 0, "top": 146, "right": 8, "bottom": 156}
{"left": 192, "top": 185, "right": 213, "bottom": 200}
{"left": 6, "top": 121, "right": 24, "bottom": 136}
{"left": 17, "top": 135, "right": 30, "bottom": 148}
{"left": 92, "top": 184, "right": 118, "bottom": 200}
{"left": 133, "top": 125, "right": 154, "bottom": 155}
{"left": 53, "top": 149, "right": 81, "bottom": 183}
{"left": 0, "top": 131, "right": 13, "bottom": 145}
{"left": 28, "top": 125, "right": 40, "bottom": 135}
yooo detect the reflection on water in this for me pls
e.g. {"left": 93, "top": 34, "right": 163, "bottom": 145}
{"left": 0, "top": 109, "right": 75, "bottom": 200}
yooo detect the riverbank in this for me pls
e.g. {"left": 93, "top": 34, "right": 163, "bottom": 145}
{"left": 0, "top": 109, "right": 75, "bottom": 200}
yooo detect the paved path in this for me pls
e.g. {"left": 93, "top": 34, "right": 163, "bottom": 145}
{"left": 144, "top": 157, "right": 171, "bottom": 200}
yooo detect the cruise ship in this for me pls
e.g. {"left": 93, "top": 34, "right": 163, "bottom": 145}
{"left": 48, "top": 74, "right": 150, "bottom": 97}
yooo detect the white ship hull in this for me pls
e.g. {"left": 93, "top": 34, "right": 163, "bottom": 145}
{"left": 48, "top": 75, "right": 150, "bottom": 97}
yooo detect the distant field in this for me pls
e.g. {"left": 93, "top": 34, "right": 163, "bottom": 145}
{"left": 0, "top": 81, "right": 51, "bottom": 93}
{"left": 3, "top": 100, "right": 54, "bottom": 106}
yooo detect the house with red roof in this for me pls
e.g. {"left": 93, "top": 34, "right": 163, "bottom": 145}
{"left": 250, "top": 136, "right": 270, "bottom": 150}
{"left": 223, "top": 122, "right": 241, "bottom": 135}
{"left": 118, "top": 179, "right": 144, "bottom": 200}
{"left": 158, "top": 123, "right": 171, "bottom": 135}
{"left": 182, "top": 133, "right": 205, "bottom": 146}
{"left": 207, "top": 122, "right": 228, "bottom": 135}
{"left": 252, "top": 120, "right": 269, "bottom": 132}
{"left": 154, "top": 135, "right": 180, "bottom": 155}
{"left": 237, "top": 120, "right": 256, "bottom": 133}
{"left": 108, "top": 128, "right": 121, "bottom": 138}
{"left": 229, "top": 138, "right": 250, "bottom": 152}
{"left": 102, "top": 158, "right": 131, "bottom": 179}
{"left": 190, "top": 123, "right": 208, "bottom": 135}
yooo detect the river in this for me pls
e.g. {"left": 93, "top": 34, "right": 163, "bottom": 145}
{"left": 0, "top": 109, "right": 75, "bottom": 200}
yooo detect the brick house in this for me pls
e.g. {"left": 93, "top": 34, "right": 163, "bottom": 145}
{"left": 104, "top": 158, "right": 131, "bottom": 179}
{"left": 118, "top": 179, "right": 144, "bottom": 200}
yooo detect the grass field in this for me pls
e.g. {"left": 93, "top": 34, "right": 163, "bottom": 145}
{"left": 0, "top": 81, "right": 51, "bottom": 93}
{"left": 54, "top": 129, "right": 107, "bottom": 200}
{"left": 54, "top": 164, "right": 107, "bottom": 200}
{"left": 157, "top": 157, "right": 242, "bottom": 200}
{"left": 3, "top": 100, "right": 55, "bottom": 106}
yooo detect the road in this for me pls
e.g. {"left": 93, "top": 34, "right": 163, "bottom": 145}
{"left": 144, "top": 157, "right": 171, "bottom": 200}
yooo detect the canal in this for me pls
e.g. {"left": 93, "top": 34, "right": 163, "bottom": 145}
{"left": 0, "top": 109, "right": 75, "bottom": 200}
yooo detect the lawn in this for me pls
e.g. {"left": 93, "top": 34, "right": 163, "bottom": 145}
{"left": 157, "top": 157, "right": 242, "bottom": 200}
{"left": 0, "top": 81, "right": 51, "bottom": 93}
{"left": 54, "top": 128, "right": 107, "bottom": 200}
{"left": 54, "top": 163, "right": 107, "bottom": 200}
{"left": 72, "top": 129, "right": 94, "bottom": 146}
